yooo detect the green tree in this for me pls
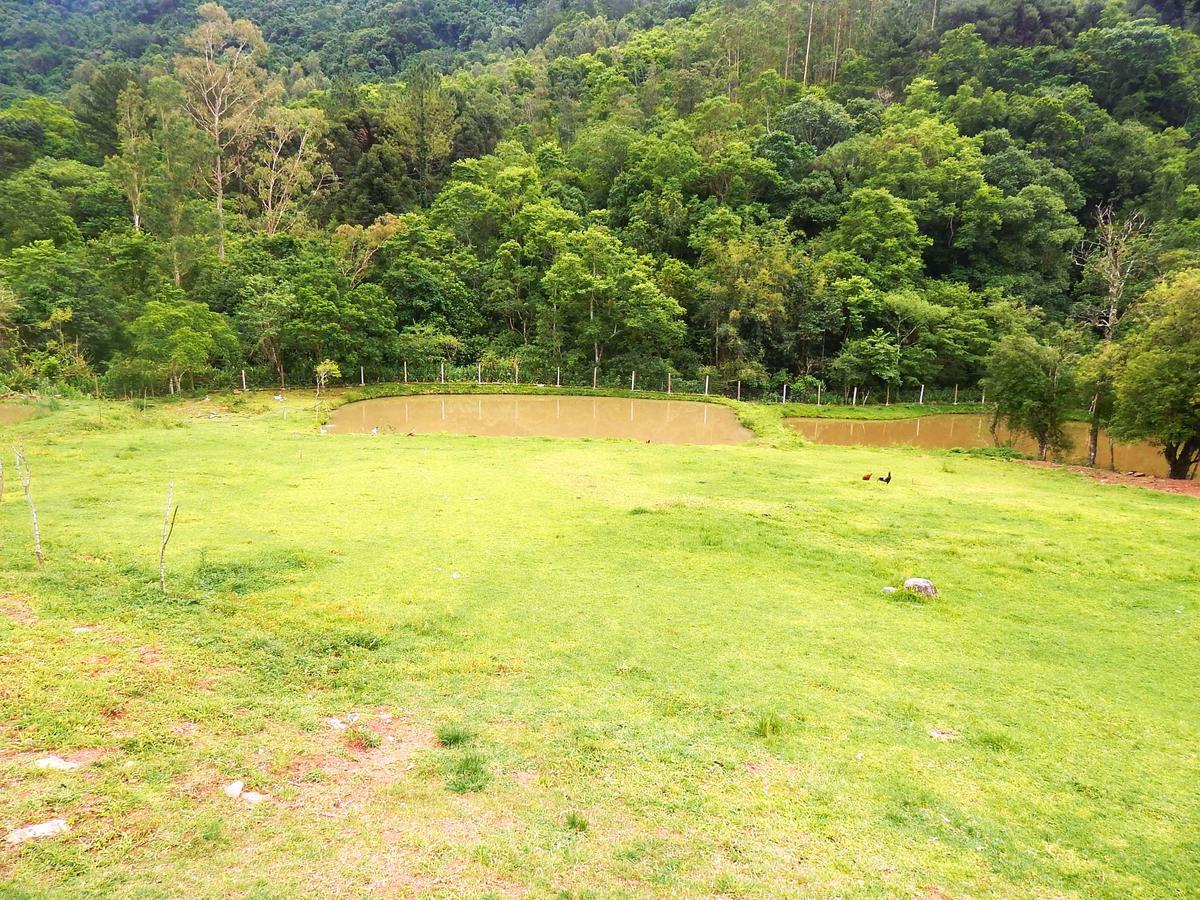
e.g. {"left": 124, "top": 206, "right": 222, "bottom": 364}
{"left": 984, "top": 331, "right": 1080, "bottom": 461}
{"left": 128, "top": 299, "right": 239, "bottom": 392}
{"left": 1110, "top": 270, "right": 1200, "bottom": 479}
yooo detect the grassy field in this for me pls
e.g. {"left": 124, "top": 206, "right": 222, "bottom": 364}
{"left": 1, "top": 390, "right": 1197, "bottom": 897}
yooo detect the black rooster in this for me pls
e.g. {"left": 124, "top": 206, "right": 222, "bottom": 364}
{"left": 877, "top": 471, "right": 892, "bottom": 484}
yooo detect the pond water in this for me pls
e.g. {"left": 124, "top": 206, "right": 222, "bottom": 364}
{"left": 329, "top": 394, "right": 753, "bottom": 445}
{"left": 785, "top": 414, "right": 1179, "bottom": 477}
{"left": 0, "top": 404, "right": 36, "bottom": 427}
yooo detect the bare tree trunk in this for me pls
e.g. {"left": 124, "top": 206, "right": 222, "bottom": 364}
{"left": 802, "top": 0, "right": 815, "bottom": 85}
{"left": 215, "top": 154, "right": 226, "bottom": 262}
{"left": 12, "top": 447, "right": 42, "bottom": 567}
{"left": 160, "top": 481, "right": 178, "bottom": 594}
{"left": 1087, "top": 392, "right": 1101, "bottom": 467}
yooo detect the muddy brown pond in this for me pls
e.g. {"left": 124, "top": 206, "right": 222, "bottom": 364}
{"left": 329, "top": 394, "right": 752, "bottom": 445}
{"left": 785, "top": 414, "right": 1181, "bottom": 478}
{"left": 0, "top": 404, "right": 36, "bottom": 427}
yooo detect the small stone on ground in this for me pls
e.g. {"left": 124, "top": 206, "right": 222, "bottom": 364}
{"left": 34, "top": 756, "right": 79, "bottom": 771}
{"left": 904, "top": 578, "right": 938, "bottom": 597}
{"left": 223, "top": 780, "right": 245, "bottom": 798}
{"left": 6, "top": 819, "right": 69, "bottom": 844}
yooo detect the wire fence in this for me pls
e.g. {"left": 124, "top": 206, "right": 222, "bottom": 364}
{"left": 230, "top": 361, "right": 985, "bottom": 408}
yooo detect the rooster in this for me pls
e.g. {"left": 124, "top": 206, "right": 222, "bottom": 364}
{"left": 877, "top": 471, "right": 892, "bottom": 484}
{"left": 861, "top": 473, "right": 872, "bottom": 481}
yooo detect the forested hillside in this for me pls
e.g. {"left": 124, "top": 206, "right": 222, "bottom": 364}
{"left": 1, "top": 0, "right": 1199, "bottom": 467}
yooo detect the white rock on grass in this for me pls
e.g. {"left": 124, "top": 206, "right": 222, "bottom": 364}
{"left": 223, "top": 780, "right": 245, "bottom": 798}
{"left": 325, "top": 717, "right": 347, "bottom": 731}
{"left": 904, "top": 578, "right": 938, "bottom": 597}
{"left": 34, "top": 756, "right": 79, "bottom": 771}
{"left": 240, "top": 791, "right": 268, "bottom": 805}
{"left": 5, "top": 819, "right": 69, "bottom": 845}
{"left": 881, "top": 586, "right": 898, "bottom": 594}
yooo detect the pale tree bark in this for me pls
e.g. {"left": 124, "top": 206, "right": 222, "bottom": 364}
{"left": 803, "top": 0, "right": 815, "bottom": 85}
{"left": 160, "top": 481, "right": 178, "bottom": 594}
{"left": 246, "top": 107, "right": 331, "bottom": 235}
{"left": 12, "top": 447, "right": 42, "bottom": 567}
{"left": 1075, "top": 203, "right": 1147, "bottom": 466}
{"left": 174, "top": 3, "right": 276, "bottom": 261}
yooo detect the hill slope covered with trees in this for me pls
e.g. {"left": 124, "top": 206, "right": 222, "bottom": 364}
{"left": 1, "top": 0, "right": 1199, "bottom": 473}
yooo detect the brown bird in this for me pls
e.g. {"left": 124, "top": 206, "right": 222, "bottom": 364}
{"left": 862, "top": 473, "right": 873, "bottom": 481}
{"left": 878, "top": 471, "right": 892, "bottom": 484}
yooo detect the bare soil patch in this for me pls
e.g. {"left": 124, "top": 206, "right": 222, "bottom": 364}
{"left": 1018, "top": 460, "right": 1200, "bottom": 498}
{"left": 0, "top": 594, "right": 36, "bottom": 626}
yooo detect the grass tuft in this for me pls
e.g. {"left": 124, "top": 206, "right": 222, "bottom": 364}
{"left": 344, "top": 725, "right": 382, "bottom": 751}
{"left": 753, "top": 712, "right": 786, "bottom": 740}
{"left": 445, "top": 751, "right": 490, "bottom": 793}
{"left": 436, "top": 723, "right": 473, "bottom": 747}
{"left": 564, "top": 812, "right": 589, "bottom": 832}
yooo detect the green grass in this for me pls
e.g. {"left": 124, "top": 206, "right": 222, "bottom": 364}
{"left": 0, "top": 392, "right": 1197, "bottom": 896}
{"left": 780, "top": 401, "right": 990, "bottom": 420}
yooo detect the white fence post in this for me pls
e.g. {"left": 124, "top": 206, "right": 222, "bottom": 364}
{"left": 919, "top": 384, "right": 925, "bottom": 404}
{"left": 630, "top": 370, "right": 636, "bottom": 391}
{"left": 477, "top": 362, "right": 482, "bottom": 385}
{"left": 440, "top": 361, "right": 445, "bottom": 384}
{"left": 782, "top": 384, "right": 788, "bottom": 403}
{"left": 360, "top": 366, "right": 364, "bottom": 386}
{"left": 403, "top": 360, "right": 408, "bottom": 384}
{"left": 852, "top": 386, "right": 858, "bottom": 406}
{"left": 241, "top": 369, "right": 246, "bottom": 391}
{"left": 736, "top": 380, "right": 741, "bottom": 401}
{"left": 556, "top": 366, "right": 561, "bottom": 387}
{"left": 704, "top": 375, "right": 709, "bottom": 396}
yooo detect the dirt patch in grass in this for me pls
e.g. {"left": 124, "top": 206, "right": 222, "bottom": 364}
{"left": 1018, "top": 460, "right": 1200, "bottom": 497}
{"left": 280, "top": 712, "right": 437, "bottom": 815}
{"left": 0, "top": 594, "right": 36, "bottom": 626}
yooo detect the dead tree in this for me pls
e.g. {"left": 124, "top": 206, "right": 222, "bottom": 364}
{"left": 12, "top": 447, "right": 42, "bottom": 567}
{"left": 1074, "top": 203, "right": 1148, "bottom": 466}
{"left": 160, "top": 480, "right": 178, "bottom": 594}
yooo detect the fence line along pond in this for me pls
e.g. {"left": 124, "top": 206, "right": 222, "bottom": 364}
{"left": 785, "top": 414, "right": 1181, "bottom": 478}
{"left": 328, "top": 394, "right": 753, "bottom": 445}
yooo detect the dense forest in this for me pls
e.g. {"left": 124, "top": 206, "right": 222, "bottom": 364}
{"left": 1, "top": 0, "right": 1199, "bottom": 472}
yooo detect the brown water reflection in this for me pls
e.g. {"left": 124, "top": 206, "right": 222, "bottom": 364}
{"left": 329, "top": 394, "right": 752, "bottom": 445}
{"left": 785, "top": 414, "right": 1181, "bottom": 478}
{"left": 0, "top": 404, "right": 36, "bottom": 427}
